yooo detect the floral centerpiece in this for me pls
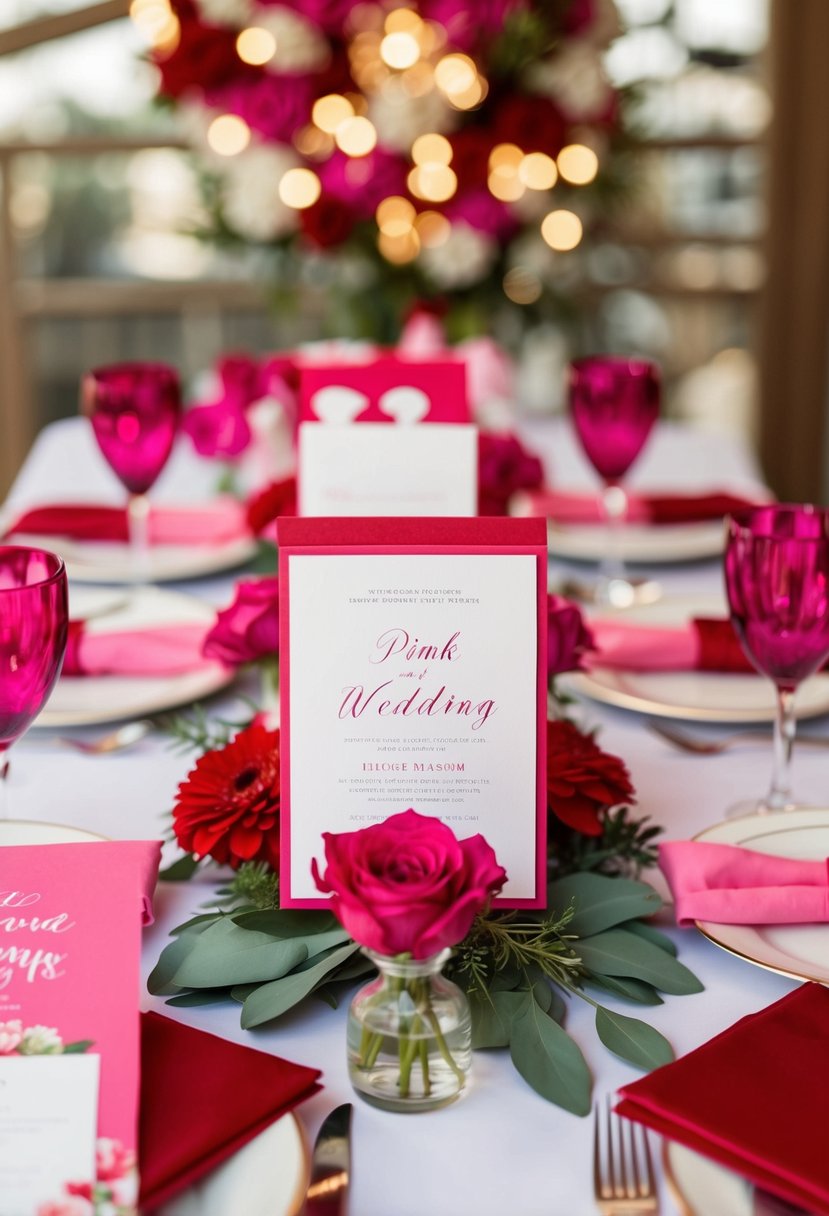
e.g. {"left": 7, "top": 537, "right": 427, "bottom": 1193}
{"left": 149, "top": 0, "right": 627, "bottom": 338}
{"left": 153, "top": 588, "right": 702, "bottom": 1116}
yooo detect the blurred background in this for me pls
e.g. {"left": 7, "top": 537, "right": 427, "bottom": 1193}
{"left": 0, "top": 0, "right": 826, "bottom": 504}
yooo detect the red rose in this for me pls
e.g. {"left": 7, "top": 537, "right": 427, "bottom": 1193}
{"left": 172, "top": 724, "right": 280, "bottom": 869}
{"left": 449, "top": 129, "right": 492, "bottom": 192}
{"left": 478, "top": 431, "right": 544, "bottom": 515}
{"left": 300, "top": 195, "right": 357, "bottom": 249}
{"left": 246, "top": 477, "right": 297, "bottom": 536}
{"left": 312, "top": 809, "right": 506, "bottom": 958}
{"left": 547, "top": 594, "right": 595, "bottom": 677}
{"left": 547, "top": 720, "right": 636, "bottom": 836}
{"left": 203, "top": 577, "right": 279, "bottom": 665}
{"left": 493, "top": 94, "right": 567, "bottom": 158}
{"left": 154, "top": 17, "right": 240, "bottom": 99}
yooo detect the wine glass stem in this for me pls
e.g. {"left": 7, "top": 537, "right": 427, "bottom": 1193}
{"left": 0, "top": 748, "right": 11, "bottom": 820}
{"left": 598, "top": 483, "right": 629, "bottom": 595}
{"left": 127, "top": 493, "right": 151, "bottom": 585}
{"left": 767, "top": 686, "right": 796, "bottom": 811}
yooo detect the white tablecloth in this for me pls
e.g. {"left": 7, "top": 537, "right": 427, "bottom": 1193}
{"left": 6, "top": 417, "right": 822, "bottom": 1216}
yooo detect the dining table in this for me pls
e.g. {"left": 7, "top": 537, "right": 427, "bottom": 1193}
{"left": 4, "top": 411, "right": 823, "bottom": 1216}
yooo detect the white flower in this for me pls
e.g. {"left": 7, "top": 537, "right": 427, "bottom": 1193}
{"left": 419, "top": 222, "right": 496, "bottom": 289}
{"left": 368, "top": 81, "right": 455, "bottom": 153}
{"left": 18, "top": 1024, "right": 63, "bottom": 1055}
{"left": 0, "top": 1020, "right": 23, "bottom": 1054}
{"left": 528, "top": 40, "right": 613, "bottom": 120}
{"left": 220, "top": 143, "right": 301, "bottom": 242}
{"left": 193, "top": 0, "right": 255, "bottom": 25}
{"left": 256, "top": 7, "right": 330, "bottom": 74}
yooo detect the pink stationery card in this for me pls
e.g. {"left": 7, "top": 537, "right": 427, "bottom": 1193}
{"left": 278, "top": 518, "right": 547, "bottom": 908}
{"left": 298, "top": 356, "right": 469, "bottom": 424}
{"left": 0, "top": 840, "right": 161, "bottom": 1214}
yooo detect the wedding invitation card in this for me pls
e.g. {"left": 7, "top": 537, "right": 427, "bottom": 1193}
{"left": 297, "top": 422, "right": 478, "bottom": 517}
{"left": 278, "top": 518, "right": 547, "bottom": 908}
{"left": 0, "top": 840, "right": 161, "bottom": 1214}
{"left": 298, "top": 355, "right": 469, "bottom": 424}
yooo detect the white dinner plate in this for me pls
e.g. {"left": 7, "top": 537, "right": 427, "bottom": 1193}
{"left": 693, "top": 808, "right": 829, "bottom": 985}
{"left": 34, "top": 586, "right": 233, "bottom": 728}
{"left": 547, "top": 519, "right": 725, "bottom": 565}
{"left": 5, "top": 530, "right": 257, "bottom": 585}
{"left": 561, "top": 594, "right": 829, "bottom": 724}
{"left": 664, "top": 1139, "right": 751, "bottom": 1216}
{"left": 0, "top": 826, "right": 307, "bottom": 1216}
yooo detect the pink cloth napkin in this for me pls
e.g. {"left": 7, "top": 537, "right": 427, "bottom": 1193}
{"left": 63, "top": 621, "right": 216, "bottom": 677}
{"left": 521, "top": 488, "right": 760, "bottom": 525}
{"left": 587, "top": 616, "right": 811, "bottom": 674}
{"left": 660, "top": 840, "right": 829, "bottom": 925}
{"left": 6, "top": 498, "right": 250, "bottom": 546}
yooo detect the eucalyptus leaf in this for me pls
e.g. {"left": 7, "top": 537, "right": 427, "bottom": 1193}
{"left": 159, "top": 854, "right": 201, "bottom": 882}
{"left": 624, "top": 919, "right": 678, "bottom": 957}
{"left": 171, "top": 919, "right": 309, "bottom": 988}
{"left": 547, "top": 985, "right": 567, "bottom": 1024}
{"left": 489, "top": 964, "right": 522, "bottom": 992}
{"left": 595, "top": 1006, "right": 674, "bottom": 1070}
{"left": 230, "top": 983, "right": 260, "bottom": 1004}
{"left": 509, "top": 992, "right": 592, "bottom": 1115}
{"left": 170, "top": 912, "right": 227, "bottom": 937}
{"left": 241, "top": 942, "right": 360, "bottom": 1029}
{"left": 328, "top": 954, "right": 376, "bottom": 983}
{"left": 471, "top": 990, "right": 527, "bottom": 1049}
{"left": 148, "top": 931, "right": 208, "bottom": 996}
{"left": 586, "top": 974, "right": 664, "bottom": 1006}
{"left": 231, "top": 909, "right": 338, "bottom": 938}
{"left": 63, "top": 1040, "right": 94, "bottom": 1054}
{"left": 165, "top": 990, "right": 232, "bottom": 1008}
{"left": 549, "top": 873, "right": 662, "bottom": 937}
{"left": 578, "top": 928, "right": 703, "bottom": 996}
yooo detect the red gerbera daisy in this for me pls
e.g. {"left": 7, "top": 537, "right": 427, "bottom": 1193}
{"left": 173, "top": 724, "right": 280, "bottom": 869}
{"left": 547, "top": 719, "right": 636, "bottom": 837}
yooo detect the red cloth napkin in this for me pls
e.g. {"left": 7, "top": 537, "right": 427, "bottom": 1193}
{"left": 617, "top": 983, "right": 829, "bottom": 1215}
{"left": 63, "top": 620, "right": 215, "bottom": 677}
{"left": 660, "top": 840, "right": 829, "bottom": 925}
{"left": 138, "top": 1011, "right": 322, "bottom": 1212}
{"left": 520, "top": 488, "right": 761, "bottom": 526}
{"left": 6, "top": 499, "right": 249, "bottom": 546}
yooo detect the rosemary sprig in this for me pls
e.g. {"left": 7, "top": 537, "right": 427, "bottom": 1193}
{"left": 450, "top": 904, "right": 582, "bottom": 996}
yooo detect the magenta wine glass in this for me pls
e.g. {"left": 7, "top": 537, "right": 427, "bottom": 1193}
{"left": 81, "top": 362, "right": 181, "bottom": 578}
{"left": 569, "top": 357, "right": 660, "bottom": 606}
{"left": 725, "top": 504, "right": 829, "bottom": 813}
{"left": 0, "top": 547, "right": 68, "bottom": 818}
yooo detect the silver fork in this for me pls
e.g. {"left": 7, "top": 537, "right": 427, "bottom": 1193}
{"left": 594, "top": 1097, "right": 658, "bottom": 1214}
{"left": 648, "top": 719, "right": 829, "bottom": 756}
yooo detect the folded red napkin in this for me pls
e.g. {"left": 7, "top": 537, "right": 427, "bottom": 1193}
{"left": 617, "top": 983, "right": 829, "bottom": 1215}
{"left": 138, "top": 1011, "right": 322, "bottom": 1211}
{"left": 63, "top": 620, "right": 215, "bottom": 677}
{"left": 660, "top": 840, "right": 829, "bottom": 925}
{"left": 521, "top": 488, "right": 761, "bottom": 526}
{"left": 589, "top": 615, "right": 829, "bottom": 675}
{"left": 6, "top": 499, "right": 249, "bottom": 546}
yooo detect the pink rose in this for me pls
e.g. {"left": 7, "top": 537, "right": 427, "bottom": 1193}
{"left": 203, "top": 577, "right": 279, "bottom": 665}
{"left": 95, "top": 1138, "right": 136, "bottom": 1183}
{"left": 0, "top": 1019, "right": 23, "bottom": 1053}
{"left": 37, "top": 1200, "right": 93, "bottom": 1216}
{"left": 477, "top": 431, "right": 544, "bottom": 515}
{"left": 312, "top": 808, "right": 506, "bottom": 959}
{"left": 547, "top": 594, "right": 595, "bottom": 677}
{"left": 182, "top": 399, "right": 252, "bottom": 458}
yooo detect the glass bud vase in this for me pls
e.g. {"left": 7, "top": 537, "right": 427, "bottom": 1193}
{"left": 347, "top": 948, "right": 472, "bottom": 1113}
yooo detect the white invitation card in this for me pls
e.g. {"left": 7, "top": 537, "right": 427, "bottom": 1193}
{"left": 279, "top": 518, "right": 547, "bottom": 907}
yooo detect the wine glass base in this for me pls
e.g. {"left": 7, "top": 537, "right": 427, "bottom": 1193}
{"left": 725, "top": 797, "right": 811, "bottom": 819}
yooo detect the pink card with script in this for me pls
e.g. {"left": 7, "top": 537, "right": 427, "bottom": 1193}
{"left": 0, "top": 840, "right": 161, "bottom": 1213}
{"left": 298, "top": 356, "right": 469, "bottom": 425}
{"left": 278, "top": 518, "right": 547, "bottom": 909}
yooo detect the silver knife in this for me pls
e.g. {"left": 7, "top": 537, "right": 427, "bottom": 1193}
{"left": 304, "top": 1103, "right": 352, "bottom": 1216}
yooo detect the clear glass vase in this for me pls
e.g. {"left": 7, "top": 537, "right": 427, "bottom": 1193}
{"left": 346, "top": 948, "right": 472, "bottom": 1113}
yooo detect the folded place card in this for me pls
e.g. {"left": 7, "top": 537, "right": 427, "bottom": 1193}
{"left": 278, "top": 517, "right": 548, "bottom": 908}
{"left": 298, "top": 356, "right": 469, "bottom": 424}
{"left": 297, "top": 422, "right": 478, "bottom": 517}
{"left": 0, "top": 840, "right": 161, "bottom": 1214}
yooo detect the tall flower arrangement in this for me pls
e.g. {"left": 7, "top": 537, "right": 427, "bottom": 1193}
{"left": 145, "top": 0, "right": 626, "bottom": 337}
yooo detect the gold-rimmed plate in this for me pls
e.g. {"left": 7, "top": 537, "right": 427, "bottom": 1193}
{"left": 663, "top": 1139, "right": 751, "bottom": 1216}
{"left": 692, "top": 808, "right": 829, "bottom": 985}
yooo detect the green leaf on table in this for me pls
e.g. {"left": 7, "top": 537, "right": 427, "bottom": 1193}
{"left": 328, "top": 954, "right": 375, "bottom": 983}
{"left": 231, "top": 909, "right": 338, "bottom": 938}
{"left": 549, "top": 873, "right": 662, "bottom": 937}
{"left": 170, "top": 912, "right": 226, "bottom": 936}
{"left": 148, "top": 931, "right": 208, "bottom": 995}
{"left": 510, "top": 991, "right": 592, "bottom": 1115}
{"left": 230, "top": 983, "right": 260, "bottom": 1004}
{"left": 578, "top": 928, "right": 703, "bottom": 995}
{"left": 546, "top": 985, "right": 567, "bottom": 1024}
{"left": 471, "top": 989, "right": 527, "bottom": 1049}
{"left": 170, "top": 918, "right": 309, "bottom": 988}
{"left": 241, "top": 941, "right": 360, "bottom": 1029}
{"left": 159, "top": 854, "right": 201, "bottom": 882}
{"left": 624, "top": 919, "right": 678, "bottom": 957}
{"left": 595, "top": 1006, "right": 674, "bottom": 1071}
{"left": 63, "top": 1040, "right": 94, "bottom": 1054}
{"left": 489, "top": 963, "right": 523, "bottom": 993}
{"left": 165, "top": 990, "right": 232, "bottom": 1009}
{"left": 586, "top": 974, "right": 664, "bottom": 1006}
